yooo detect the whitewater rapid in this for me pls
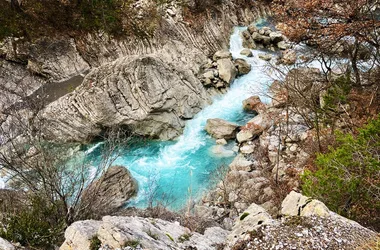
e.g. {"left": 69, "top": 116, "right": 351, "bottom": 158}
{"left": 86, "top": 25, "right": 273, "bottom": 209}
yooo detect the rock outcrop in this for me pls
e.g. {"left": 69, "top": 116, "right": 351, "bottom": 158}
{"left": 39, "top": 43, "right": 212, "bottom": 141}
{"left": 205, "top": 118, "right": 238, "bottom": 139}
{"left": 1, "top": 2, "right": 270, "bottom": 144}
{"left": 80, "top": 166, "right": 137, "bottom": 218}
{"left": 227, "top": 192, "right": 378, "bottom": 249}
{"left": 200, "top": 50, "right": 251, "bottom": 89}
{"left": 60, "top": 216, "right": 228, "bottom": 250}
{"left": 241, "top": 25, "right": 290, "bottom": 51}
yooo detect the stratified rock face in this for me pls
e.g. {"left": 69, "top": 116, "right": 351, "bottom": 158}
{"left": 80, "top": 166, "right": 137, "bottom": 217}
{"left": 60, "top": 216, "right": 228, "bottom": 250}
{"left": 39, "top": 42, "right": 211, "bottom": 142}
{"left": 205, "top": 118, "right": 238, "bottom": 139}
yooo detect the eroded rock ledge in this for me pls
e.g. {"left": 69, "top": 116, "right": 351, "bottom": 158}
{"left": 58, "top": 192, "right": 377, "bottom": 250}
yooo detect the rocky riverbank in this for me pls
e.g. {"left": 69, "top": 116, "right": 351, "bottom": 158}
{"left": 47, "top": 192, "right": 377, "bottom": 250}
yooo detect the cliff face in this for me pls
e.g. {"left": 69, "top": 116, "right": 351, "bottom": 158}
{"left": 0, "top": 1, "right": 271, "bottom": 143}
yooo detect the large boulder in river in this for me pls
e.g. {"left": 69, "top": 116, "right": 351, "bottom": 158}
{"left": 205, "top": 118, "right": 238, "bottom": 139}
{"left": 217, "top": 58, "right": 237, "bottom": 84}
{"left": 240, "top": 49, "right": 253, "bottom": 57}
{"left": 213, "top": 50, "right": 232, "bottom": 61}
{"left": 237, "top": 113, "right": 272, "bottom": 143}
{"left": 234, "top": 58, "right": 251, "bottom": 76}
{"left": 242, "top": 96, "right": 266, "bottom": 114}
{"left": 80, "top": 166, "right": 137, "bottom": 218}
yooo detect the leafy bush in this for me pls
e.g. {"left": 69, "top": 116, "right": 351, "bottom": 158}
{"left": 301, "top": 116, "right": 380, "bottom": 230}
{"left": 90, "top": 235, "right": 102, "bottom": 250}
{"left": 0, "top": 195, "right": 65, "bottom": 249}
{"left": 0, "top": 0, "right": 161, "bottom": 40}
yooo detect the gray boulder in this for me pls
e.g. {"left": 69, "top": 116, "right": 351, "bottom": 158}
{"left": 217, "top": 58, "right": 237, "bottom": 84}
{"left": 269, "top": 31, "right": 283, "bottom": 43}
{"left": 258, "top": 53, "right": 272, "bottom": 61}
{"left": 247, "top": 24, "right": 258, "bottom": 34}
{"left": 80, "top": 166, "right": 137, "bottom": 217}
{"left": 205, "top": 118, "right": 238, "bottom": 139}
{"left": 234, "top": 58, "right": 251, "bottom": 76}
{"left": 60, "top": 216, "right": 228, "bottom": 250}
{"left": 242, "top": 37, "right": 257, "bottom": 49}
{"left": 277, "top": 41, "right": 290, "bottom": 50}
{"left": 213, "top": 50, "right": 232, "bottom": 61}
{"left": 240, "top": 49, "right": 253, "bottom": 57}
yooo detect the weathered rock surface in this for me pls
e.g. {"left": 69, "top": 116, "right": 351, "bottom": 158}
{"left": 0, "top": 237, "right": 15, "bottom": 250}
{"left": 242, "top": 96, "right": 266, "bottom": 114}
{"left": 236, "top": 113, "right": 272, "bottom": 143}
{"left": 234, "top": 58, "right": 251, "bottom": 76}
{"left": 2, "top": 3, "right": 271, "bottom": 143}
{"left": 40, "top": 43, "right": 211, "bottom": 141}
{"left": 60, "top": 216, "right": 228, "bottom": 250}
{"left": 205, "top": 118, "right": 238, "bottom": 139}
{"left": 217, "top": 58, "right": 237, "bottom": 84}
{"left": 240, "top": 49, "right": 253, "bottom": 57}
{"left": 241, "top": 25, "right": 290, "bottom": 51}
{"left": 80, "top": 166, "right": 137, "bottom": 217}
{"left": 228, "top": 192, "right": 378, "bottom": 249}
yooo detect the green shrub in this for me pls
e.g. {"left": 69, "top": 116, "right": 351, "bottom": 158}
{"left": 0, "top": 195, "right": 65, "bottom": 249}
{"left": 89, "top": 235, "right": 102, "bottom": 250}
{"left": 301, "top": 116, "right": 380, "bottom": 230}
{"left": 239, "top": 212, "right": 250, "bottom": 221}
{"left": 178, "top": 233, "right": 191, "bottom": 243}
{"left": 124, "top": 240, "right": 141, "bottom": 248}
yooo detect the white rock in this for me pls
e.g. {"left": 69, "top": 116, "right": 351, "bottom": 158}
{"left": 216, "top": 138, "right": 228, "bottom": 145}
{"left": 240, "top": 145, "right": 255, "bottom": 154}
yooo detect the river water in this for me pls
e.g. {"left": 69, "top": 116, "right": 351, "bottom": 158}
{"left": 84, "top": 22, "right": 273, "bottom": 210}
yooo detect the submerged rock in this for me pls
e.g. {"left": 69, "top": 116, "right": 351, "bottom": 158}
{"left": 205, "top": 118, "right": 238, "bottom": 139}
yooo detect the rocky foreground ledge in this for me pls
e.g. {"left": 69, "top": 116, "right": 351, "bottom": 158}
{"left": 51, "top": 192, "right": 376, "bottom": 250}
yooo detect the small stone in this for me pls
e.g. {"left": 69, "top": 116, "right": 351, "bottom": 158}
{"left": 216, "top": 138, "right": 228, "bottom": 145}
{"left": 258, "top": 53, "right": 272, "bottom": 61}
{"left": 240, "top": 49, "right": 253, "bottom": 57}
{"left": 240, "top": 145, "right": 255, "bottom": 154}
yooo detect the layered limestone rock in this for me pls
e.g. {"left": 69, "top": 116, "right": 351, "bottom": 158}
{"left": 60, "top": 216, "right": 228, "bottom": 250}
{"left": 39, "top": 42, "right": 212, "bottom": 141}
{"left": 1, "top": 2, "right": 271, "bottom": 143}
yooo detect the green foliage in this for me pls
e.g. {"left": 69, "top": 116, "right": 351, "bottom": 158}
{"left": 0, "top": 195, "right": 65, "bottom": 249}
{"left": 323, "top": 75, "right": 352, "bottom": 111}
{"left": 178, "top": 233, "right": 191, "bottom": 243}
{"left": 124, "top": 240, "right": 141, "bottom": 248}
{"left": 0, "top": 0, "right": 162, "bottom": 40}
{"left": 301, "top": 116, "right": 380, "bottom": 229}
{"left": 166, "top": 233, "right": 174, "bottom": 242}
{"left": 239, "top": 212, "right": 250, "bottom": 221}
{"left": 90, "top": 235, "right": 102, "bottom": 250}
